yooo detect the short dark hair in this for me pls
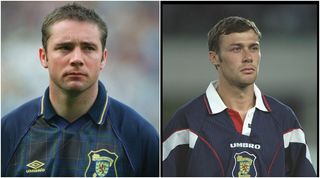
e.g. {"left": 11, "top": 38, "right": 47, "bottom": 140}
{"left": 41, "top": 3, "right": 108, "bottom": 51}
{"left": 208, "top": 16, "right": 261, "bottom": 52}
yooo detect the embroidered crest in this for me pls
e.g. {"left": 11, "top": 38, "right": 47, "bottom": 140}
{"left": 84, "top": 149, "right": 118, "bottom": 177}
{"left": 232, "top": 151, "right": 257, "bottom": 177}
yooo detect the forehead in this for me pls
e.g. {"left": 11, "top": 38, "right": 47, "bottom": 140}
{"left": 219, "top": 29, "right": 260, "bottom": 46}
{"left": 48, "top": 20, "right": 101, "bottom": 46}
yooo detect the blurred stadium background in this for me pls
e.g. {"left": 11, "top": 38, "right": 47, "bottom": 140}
{"left": 1, "top": 2, "right": 159, "bottom": 132}
{"left": 162, "top": 4, "right": 318, "bottom": 172}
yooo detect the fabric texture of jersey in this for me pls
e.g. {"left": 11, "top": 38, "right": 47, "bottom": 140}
{"left": 162, "top": 81, "right": 316, "bottom": 177}
{"left": 2, "top": 81, "right": 159, "bottom": 177}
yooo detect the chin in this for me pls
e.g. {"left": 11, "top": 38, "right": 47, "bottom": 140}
{"left": 237, "top": 78, "right": 256, "bottom": 88}
{"left": 64, "top": 86, "right": 86, "bottom": 93}
{"left": 64, "top": 81, "right": 88, "bottom": 91}
{"left": 243, "top": 80, "right": 256, "bottom": 87}
{"left": 52, "top": 78, "right": 97, "bottom": 93}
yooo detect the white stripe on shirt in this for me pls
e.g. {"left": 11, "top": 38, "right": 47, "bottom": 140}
{"left": 283, "top": 128, "right": 312, "bottom": 164}
{"left": 163, "top": 129, "right": 198, "bottom": 161}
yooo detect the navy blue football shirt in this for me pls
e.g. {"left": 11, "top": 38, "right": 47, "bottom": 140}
{"left": 2, "top": 81, "right": 159, "bottom": 176}
{"left": 163, "top": 81, "right": 315, "bottom": 177}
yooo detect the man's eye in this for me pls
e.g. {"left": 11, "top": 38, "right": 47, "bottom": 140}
{"left": 251, "top": 46, "right": 259, "bottom": 51}
{"left": 57, "top": 46, "right": 72, "bottom": 51}
{"left": 232, "top": 47, "right": 241, "bottom": 52}
{"left": 84, "top": 46, "right": 95, "bottom": 51}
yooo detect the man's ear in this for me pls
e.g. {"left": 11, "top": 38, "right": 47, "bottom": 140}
{"left": 39, "top": 48, "right": 48, "bottom": 68}
{"left": 100, "top": 49, "right": 108, "bottom": 70}
{"left": 208, "top": 51, "right": 220, "bottom": 69}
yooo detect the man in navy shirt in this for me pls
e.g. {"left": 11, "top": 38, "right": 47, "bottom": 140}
{"left": 163, "top": 16, "right": 316, "bottom": 176}
{"left": 2, "top": 3, "right": 159, "bottom": 176}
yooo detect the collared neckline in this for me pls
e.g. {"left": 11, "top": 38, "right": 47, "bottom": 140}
{"left": 40, "top": 81, "right": 109, "bottom": 125}
{"left": 205, "top": 81, "right": 271, "bottom": 115}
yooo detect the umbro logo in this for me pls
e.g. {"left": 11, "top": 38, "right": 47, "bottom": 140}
{"left": 230, "top": 142, "right": 261, "bottom": 149}
{"left": 26, "top": 160, "right": 46, "bottom": 173}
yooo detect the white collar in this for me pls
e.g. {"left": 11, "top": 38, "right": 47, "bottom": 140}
{"left": 205, "top": 81, "right": 269, "bottom": 114}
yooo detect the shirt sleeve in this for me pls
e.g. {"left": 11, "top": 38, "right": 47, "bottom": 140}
{"left": 162, "top": 109, "right": 193, "bottom": 176}
{"left": 141, "top": 126, "right": 159, "bottom": 176}
{"left": 283, "top": 108, "right": 316, "bottom": 176}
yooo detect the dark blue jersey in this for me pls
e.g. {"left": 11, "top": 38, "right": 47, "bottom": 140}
{"left": 163, "top": 81, "right": 316, "bottom": 177}
{"left": 2, "top": 81, "right": 159, "bottom": 177}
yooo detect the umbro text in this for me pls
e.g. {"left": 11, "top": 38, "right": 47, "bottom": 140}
{"left": 230, "top": 142, "right": 261, "bottom": 149}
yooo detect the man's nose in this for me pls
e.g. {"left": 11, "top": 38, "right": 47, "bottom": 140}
{"left": 243, "top": 49, "right": 253, "bottom": 63}
{"left": 70, "top": 47, "right": 84, "bottom": 66}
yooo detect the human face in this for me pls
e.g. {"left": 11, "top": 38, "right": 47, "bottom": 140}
{"left": 209, "top": 29, "right": 261, "bottom": 88}
{"left": 39, "top": 20, "right": 107, "bottom": 93}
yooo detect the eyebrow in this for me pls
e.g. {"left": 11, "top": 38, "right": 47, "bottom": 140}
{"left": 81, "top": 42, "right": 98, "bottom": 48}
{"left": 54, "top": 41, "right": 98, "bottom": 48}
{"left": 229, "top": 43, "right": 260, "bottom": 47}
{"left": 55, "top": 42, "right": 73, "bottom": 47}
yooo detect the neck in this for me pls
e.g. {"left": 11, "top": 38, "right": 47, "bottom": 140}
{"left": 216, "top": 78, "right": 255, "bottom": 113}
{"left": 49, "top": 81, "right": 99, "bottom": 123}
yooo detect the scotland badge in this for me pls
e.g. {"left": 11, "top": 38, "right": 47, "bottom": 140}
{"left": 85, "top": 149, "right": 119, "bottom": 177}
{"left": 232, "top": 151, "right": 257, "bottom": 177}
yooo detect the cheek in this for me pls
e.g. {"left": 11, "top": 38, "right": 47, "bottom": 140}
{"left": 46, "top": 58, "right": 67, "bottom": 76}
{"left": 47, "top": 63, "right": 60, "bottom": 78}
{"left": 48, "top": 59, "right": 64, "bottom": 70}
{"left": 255, "top": 51, "right": 261, "bottom": 60}
{"left": 222, "top": 55, "right": 241, "bottom": 69}
{"left": 87, "top": 61, "right": 102, "bottom": 72}
{"left": 255, "top": 55, "right": 261, "bottom": 65}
